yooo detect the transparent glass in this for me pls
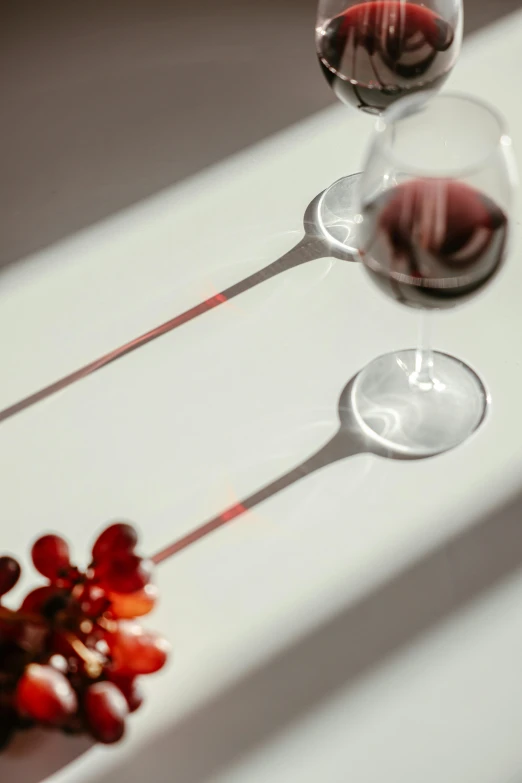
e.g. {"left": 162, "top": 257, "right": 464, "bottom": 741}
{"left": 315, "top": 0, "right": 463, "bottom": 253}
{"left": 353, "top": 93, "right": 517, "bottom": 457}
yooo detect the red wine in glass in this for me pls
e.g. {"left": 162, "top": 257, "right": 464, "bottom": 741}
{"left": 317, "top": 1, "right": 457, "bottom": 113}
{"left": 359, "top": 179, "right": 508, "bottom": 309}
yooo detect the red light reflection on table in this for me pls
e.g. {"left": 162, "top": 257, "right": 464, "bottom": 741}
{"left": 0, "top": 288, "right": 231, "bottom": 424}
{"left": 152, "top": 500, "right": 249, "bottom": 564}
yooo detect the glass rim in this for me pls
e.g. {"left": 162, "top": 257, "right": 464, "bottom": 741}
{"left": 372, "top": 92, "right": 511, "bottom": 178}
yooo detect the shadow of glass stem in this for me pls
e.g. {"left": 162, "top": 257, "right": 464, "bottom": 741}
{"left": 153, "top": 364, "right": 460, "bottom": 564}
{"left": 0, "top": 190, "right": 355, "bottom": 426}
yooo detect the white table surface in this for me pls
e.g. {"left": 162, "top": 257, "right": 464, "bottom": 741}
{"left": 2, "top": 10, "right": 522, "bottom": 782}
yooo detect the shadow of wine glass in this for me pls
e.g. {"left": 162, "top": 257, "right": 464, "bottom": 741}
{"left": 0, "top": 189, "right": 356, "bottom": 426}
{"left": 153, "top": 356, "right": 486, "bottom": 563}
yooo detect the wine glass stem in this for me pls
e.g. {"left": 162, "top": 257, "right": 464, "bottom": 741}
{"left": 411, "top": 313, "right": 435, "bottom": 391}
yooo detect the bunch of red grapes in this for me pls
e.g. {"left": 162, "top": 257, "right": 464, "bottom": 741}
{"left": 0, "top": 523, "right": 169, "bottom": 750}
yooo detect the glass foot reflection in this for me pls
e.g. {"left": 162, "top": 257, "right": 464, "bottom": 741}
{"left": 351, "top": 350, "right": 489, "bottom": 458}
{"left": 317, "top": 173, "right": 361, "bottom": 255}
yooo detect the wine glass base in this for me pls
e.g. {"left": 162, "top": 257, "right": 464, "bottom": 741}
{"left": 351, "top": 350, "right": 489, "bottom": 458}
{"left": 317, "top": 174, "right": 362, "bottom": 256}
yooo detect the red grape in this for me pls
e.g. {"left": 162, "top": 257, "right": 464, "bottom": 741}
{"left": 49, "top": 631, "right": 105, "bottom": 679}
{"left": 106, "top": 621, "right": 169, "bottom": 676}
{"left": 99, "top": 555, "right": 153, "bottom": 594}
{"left": 21, "top": 585, "right": 64, "bottom": 615}
{"left": 0, "top": 614, "right": 22, "bottom": 645}
{"left": 92, "top": 523, "right": 138, "bottom": 563}
{"left": 49, "top": 631, "right": 76, "bottom": 661}
{"left": 0, "top": 639, "right": 24, "bottom": 672}
{"left": 78, "top": 584, "right": 110, "bottom": 618}
{"left": 16, "top": 664, "right": 77, "bottom": 725}
{"left": 108, "top": 674, "right": 143, "bottom": 713}
{"left": 18, "top": 621, "right": 48, "bottom": 658}
{"left": 0, "top": 557, "right": 21, "bottom": 597}
{"left": 0, "top": 521, "right": 171, "bottom": 750}
{"left": 55, "top": 565, "right": 82, "bottom": 589}
{"left": 95, "top": 638, "right": 110, "bottom": 657}
{"left": 84, "top": 681, "right": 128, "bottom": 743}
{"left": 108, "top": 584, "right": 158, "bottom": 619}
{"left": 31, "top": 535, "right": 71, "bottom": 582}
{"left": 46, "top": 654, "right": 69, "bottom": 674}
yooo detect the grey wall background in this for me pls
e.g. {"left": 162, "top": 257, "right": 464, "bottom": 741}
{"left": 2, "top": 0, "right": 521, "bottom": 269}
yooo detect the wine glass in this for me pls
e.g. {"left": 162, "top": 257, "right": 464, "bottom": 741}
{"left": 351, "top": 92, "right": 516, "bottom": 457}
{"left": 315, "top": 0, "right": 463, "bottom": 253}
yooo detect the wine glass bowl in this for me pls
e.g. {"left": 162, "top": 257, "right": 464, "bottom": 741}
{"left": 353, "top": 92, "right": 516, "bottom": 456}
{"left": 359, "top": 176, "right": 509, "bottom": 311}
{"left": 314, "top": 0, "right": 463, "bottom": 253}
{"left": 357, "top": 93, "right": 515, "bottom": 311}
{"left": 316, "top": 0, "right": 462, "bottom": 115}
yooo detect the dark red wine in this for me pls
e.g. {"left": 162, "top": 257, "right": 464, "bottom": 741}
{"left": 359, "top": 179, "right": 508, "bottom": 310}
{"left": 317, "top": 1, "right": 457, "bottom": 113}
